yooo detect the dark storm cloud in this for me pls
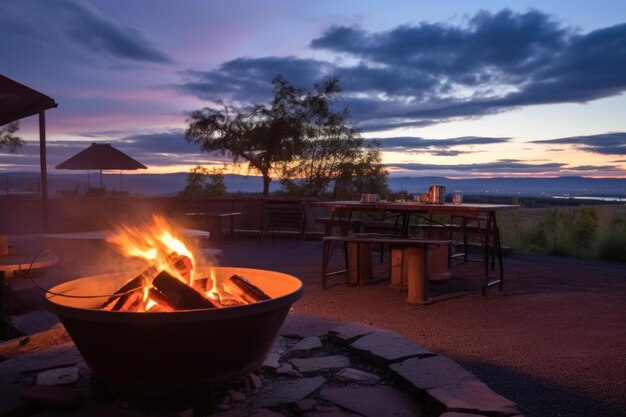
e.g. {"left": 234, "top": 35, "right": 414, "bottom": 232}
{"left": 0, "top": 0, "right": 171, "bottom": 66}
{"left": 179, "top": 57, "right": 334, "bottom": 103}
{"left": 180, "top": 9, "right": 626, "bottom": 130}
{"left": 531, "top": 132, "right": 626, "bottom": 155}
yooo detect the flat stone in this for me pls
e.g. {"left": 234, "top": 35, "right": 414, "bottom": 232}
{"left": 294, "top": 398, "right": 317, "bottom": 412}
{"left": 36, "top": 366, "right": 79, "bottom": 385}
{"left": 257, "top": 376, "right": 326, "bottom": 407}
{"left": 290, "top": 336, "right": 323, "bottom": 358}
{"left": 211, "top": 407, "right": 283, "bottom": 417}
{"left": 262, "top": 352, "right": 281, "bottom": 370}
{"left": 389, "top": 356, "right": 478, "bottom": 393}
{"left": 328, "top": 322, "right": 381, "bottom": 343}
{"left": 319, "top": 385, "right": 424, "bottom": 417}
{"left": 229, "top": 389, "right": 246, "bottom": 402}
{"left": 21, "top": 384, "right": 84, "bottom": 410}
{"left": 334, "top": 367, "right": 380, "bottom": 385}
{"left": 0, "top": 342, "right": 85, "bottom": 384}
{"left": 349, "top": 331, "right": 432, "bottom": 365}
{"left": 280, "top": 312, "right": 341, "bottom": 338}
{"left": 10, "top": 311, "right": 60, "bottom": 335}
{"left": 426, "top": 379, "right": 522, "bottom": 416}
{"left": 290, "top": 355, "right": 350, "bottom": 373}
{"left": 247, "top": 373, "right": 263, "bottom": 390}
{"left": 276, "top": 363, "right": 300, "bottom": 377}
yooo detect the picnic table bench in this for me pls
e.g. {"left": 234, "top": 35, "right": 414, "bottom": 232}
{"left": 321, "top": 235, "right": 452, "bottom": 304}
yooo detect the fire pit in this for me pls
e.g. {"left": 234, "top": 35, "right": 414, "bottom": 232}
{"left": 45, "top": 266, "right": 303, "bottom": 393}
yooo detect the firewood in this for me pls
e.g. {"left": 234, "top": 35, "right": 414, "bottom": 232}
{"left": 116, "top": 290, "right": 143, "bottom": 312}
{"left": 148, "top": 287, "right": 177, "bottom": 310}
{"left": 152, "top": 271, "right": 219, "bottom": 310}
{"left": 100, "top": 252, "right": 193, "bottom": 310}
{"left": 100, "top": 271, "right": 152, "bottom": 310}
{"left": 227, "top": 274, "right": 271, "bottom": 303}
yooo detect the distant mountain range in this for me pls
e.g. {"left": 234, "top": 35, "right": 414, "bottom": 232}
{"left": 2, "top": 172, "right": 624, "bottom": 198}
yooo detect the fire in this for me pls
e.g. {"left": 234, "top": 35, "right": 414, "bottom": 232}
{"left": 101, "top": 215, "right": 271, "bottom": 313}
{"left": 106, "top": 215, "right": 196, "bottom": 284}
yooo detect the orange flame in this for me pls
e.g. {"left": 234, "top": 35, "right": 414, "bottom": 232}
{"left": 106, "top": 215, "right": 196, "bottom": 284}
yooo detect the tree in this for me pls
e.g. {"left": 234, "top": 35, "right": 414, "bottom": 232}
{"left": 0, "top": 121, "right": 24, "bottom": 153}
{"left": 332, "top": 141, "right": 389, "bottom": 197}
{"left": 279, "top": 112, "right": 386, "bottom": 198}
{"left": 179, "top": 166, "right": 226, "bottom": 198}
{"left": 185, "top": 75, "right": 341, "bottom": 197}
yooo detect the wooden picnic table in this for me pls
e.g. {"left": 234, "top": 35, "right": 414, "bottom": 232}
{"left": 314, "top": 201, "right": 518, "bottom": 297}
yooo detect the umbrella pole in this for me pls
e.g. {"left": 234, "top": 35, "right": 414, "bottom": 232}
{"left": 100, "top": 170, "right": 103, "bottom": 188}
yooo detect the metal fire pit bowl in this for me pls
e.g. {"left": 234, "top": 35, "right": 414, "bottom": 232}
{"left": 45, "top": 267, "right": 303, "bottom": 393}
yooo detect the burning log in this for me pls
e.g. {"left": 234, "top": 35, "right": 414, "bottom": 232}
{"left": 225, "top": 274, "right": 271, "bottom": 304}
{"left": 100, "top": 272, "right": 150, "bottom": 310}
{"left": 100, "top": 252, "right": 192, "bottom": 311}
{"left": 152, "top": 271, "right": 219, "bottom": 310}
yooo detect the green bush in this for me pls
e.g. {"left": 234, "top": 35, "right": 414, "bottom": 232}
{"left": 500, "top": 205, "right": 625, "bottom": 261}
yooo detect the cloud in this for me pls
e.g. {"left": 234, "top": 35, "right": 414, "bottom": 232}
{"left": 0, "top": 0, "right": 171, "bottom": 67}
{"left": 179, "top": 9, "right": 626, "bottom": 130}
{"left": 387, "top": 159, "right": 623, "bottom": 176}
{"left": 531, "top": 132, "right": 626, "bottom": 155}
{"left": 368, "top": 136, "right": 509, "bottom": 153}
{"left": 0, "top": 132, "right": 228, "bottom": 172}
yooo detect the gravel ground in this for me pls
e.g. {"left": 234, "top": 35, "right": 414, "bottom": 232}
{"left": 9, "top": 236, "right": 626, "bottom": 417}
{"left": 219, "top": 239, "right": 626, "bottom": 417}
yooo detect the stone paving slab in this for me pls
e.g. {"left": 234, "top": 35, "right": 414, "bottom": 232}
{"left": 257, "top": 375, "right": 326, "bottom": 407}
{"left": 289, "top": 336, "right": 323, "bottom": 358}
{"left": 348, "top": 330, "right": 433, "bottom": 365}
{"left": 335, "top": 367, "right": 380, "bottom": 385}
{"left": 0, "top": 342, "right": 86, "bottom": 384}
{"left": 290, "top": 355, "right": 350, "bottom": 373}
{"left": 279, "top": 312, "right": 341, "bottom": 338}
{"left": 0, "top": 314, "right": 522, "bottom": 417}
{"left": 319, "top": 385, "right": 425, "bottom": 417}
{"left": 426, "top": 379, "right": 522, "bottom": 416}
{"left": 327, "top": 322, "right": 382, "bottom": 343}
{"left": 389, "top": 355, "right": 479, "bottom": 393}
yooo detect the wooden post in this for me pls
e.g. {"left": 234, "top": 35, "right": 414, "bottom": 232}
{"left": 406, "top": 245, "right": 429, "bottom": 304}
{"left": 389, "top": 246, "right": 405, "bottom": 290}
{"left": 39, "top": 111, "right": 48, "bottom": 232}
{"left": 347, "top": 242, "right": 373, "bottom": 285}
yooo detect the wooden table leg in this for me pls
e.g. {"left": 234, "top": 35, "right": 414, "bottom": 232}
{"left": 405, "top": 246, "right": 429, "bottom": 304}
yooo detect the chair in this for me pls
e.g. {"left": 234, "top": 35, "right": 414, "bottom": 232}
{"left": 260, "top": 199, "right": 306, "bottom": 242}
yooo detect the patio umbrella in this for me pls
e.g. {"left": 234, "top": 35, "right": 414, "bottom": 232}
{"left": 55, "top": 143, "right": 147, "bottom": 190}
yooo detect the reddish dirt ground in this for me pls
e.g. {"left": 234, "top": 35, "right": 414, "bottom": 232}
{"left": 220, "top": 239, "right": 626, "bottom": 417}
{"left": 9, "top": 236, "right": 626, "bottom": 417}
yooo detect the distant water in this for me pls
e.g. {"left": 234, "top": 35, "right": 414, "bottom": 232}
{"left": 553, "top": 196, "right": 626, "bottom": 202}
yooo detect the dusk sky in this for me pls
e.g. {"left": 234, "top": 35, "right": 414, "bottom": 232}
{"left": 1, "top": 0, "right": 626, "bottom": 178}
